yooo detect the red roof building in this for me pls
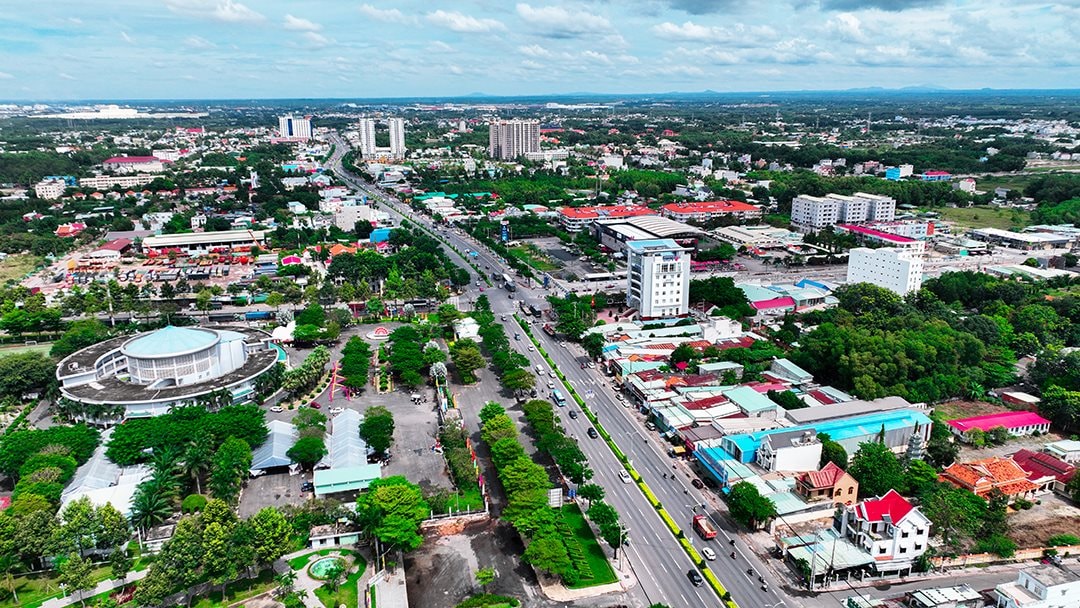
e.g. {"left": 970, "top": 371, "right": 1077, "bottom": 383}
{"left": 557, "top": 205, "right": 657, "bottom": 232}
{"left": 796, "top": 462, "right": 859, "bottom": 505}
{"left": 660, "top": 200, "right": 762, "bottom": 222}
{"left": 939, "top": 457, "right": 1039, "bottom": 501}
{"left": 857, "top": 489, "right": 915, "bottom": 523}
{"left": 1011, "top": 449, "right": 1076, "bottom": 493}
{"left": 946, "top": 411, "right": 1051, "bottom": 443}
{"left": 55, "top": 222, "right": 87, "bottom": 238}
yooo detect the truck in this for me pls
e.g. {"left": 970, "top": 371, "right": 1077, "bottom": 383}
{"left": 245, "top": 311, "right": 272, "bottom": 321}
{"left": 692, "top": 515, "right": 717, "bottom": 540}
{"left": 542, "top": 324, "right": 557, "bottom": 337}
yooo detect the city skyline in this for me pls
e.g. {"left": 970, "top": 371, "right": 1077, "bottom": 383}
{"left": 2, "top": 0, "right": 1077, "bottom": 100}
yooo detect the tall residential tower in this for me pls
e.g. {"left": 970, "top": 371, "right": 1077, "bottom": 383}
{"left": 488, "top": 119, "right": 540, "bottom": 160}
{"left": 357, "top": 118, "right": 376, "bottom": 157}
{"left": 388, "top": 117, "right": 406, "bottom": 159}
{"left": 626, "top": 239, "right": 690, "bottom": 320}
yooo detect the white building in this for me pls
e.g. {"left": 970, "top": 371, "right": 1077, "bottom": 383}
{"left": 278, "top": 114, "right": 313, "bottom": 140}
{"left": 626, "top": 239, "right": 690, "bottom": 320}
{"left": 846, "top": 247, "right": 923, "bottom": 295}
{"left": 791, "top": 192, "right": 896, "bottom": 232}
{"left": 757, "top": 429, "right": 821, "bottom": 472}
{"left": 488, "top": 119, "right": 540, "bottom": 160}
{"left": 834, "top": 489, "right": 932, "bottom": 577}
{"left": 79, "top": 174, "right": 163, "bottom": 190}
{"left": 995, "top": 565, "right": 1080, "bottom": 608}
{"left": 388, "top": 117, "right": 406, "bottom": 159}
{"left": 103, "top": 156, "right": 165, "bottom": 174}
{"left": 357, "top": 118, "right": 376, "bottom": 156}
{"left": 34, "top": 178, "right": 67, "bottom": 199}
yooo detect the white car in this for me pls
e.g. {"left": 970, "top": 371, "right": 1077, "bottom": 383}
{"left": 528, "top": 345, "right": 535, "bottom": 352}
{"left": 549, "top": 371, "right": 557, "bottom": 378}
{"left": 619, "top": 470, "right": 632, "bottom": 484}
{"left": 269, "top": 406, "right": 283, "bottom": 413}
{"left": 702, "top": 547, "right": 717, "bottom": 561}
{"left": 329, "top": 407, "right": 344, "bottom": 414}
{"left": 547, "top": 381, "right": 555, "bottom": 389}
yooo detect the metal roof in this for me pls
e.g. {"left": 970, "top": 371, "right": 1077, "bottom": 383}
{"left": 122, "top": 326, "right": 219, "bottom": 357}
{"left": 251, "top": 420, "right": 299, "bottom": 470}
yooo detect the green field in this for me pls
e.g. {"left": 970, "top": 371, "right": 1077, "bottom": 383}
{"left": 190, "top": 569, "right": 277, "bottom": 608}
{"left": 506, "top": 244, "right": 560, "bottom": 272}
{"left": 560, "top": 504, "right": 618, "bottom": 589}
{"left": 936, "top": 206, "right": 1030, "bottom": 230}
{"left": 0, "top": 254, "right": 44, "bottom": 284}
{"left": 0, "top": 342, "right": 52, "bottom": 356}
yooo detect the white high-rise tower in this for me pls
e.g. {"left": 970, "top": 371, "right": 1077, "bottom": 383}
{"left": 388, "top": 117, "right": 406, "bottom": 159}
{"left": 357, "top": 118, "right": 376, "bottom": 157}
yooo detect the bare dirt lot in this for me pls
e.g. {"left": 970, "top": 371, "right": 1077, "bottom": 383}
{"left": 934, "top": 400, "right": 1011, "bottom": 420}
{"left": 1009, "top": 493, "right": 1080, "bottom": 548}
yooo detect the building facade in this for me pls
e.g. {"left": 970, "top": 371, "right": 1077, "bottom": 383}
{"left": 834, "top": 489, "right": 932, "bottom": 576}
{"left": 995, "top": 566, "right": 1080, "bottom": 608}
{"left": 626, "top": 239, "right": 690, "bottom": 320}
{"left": 791, "top": 192, "right": 896, "bottom": 232}
{"left": 488, "top": 119, "right": 540, "bottom": 160}
{"left": 34, "top": 178, "right": 67, "bottom": 199}
{"left": 357, "top": 118, "right": 376, "bottom": 156}
{"left": 278, "top": 114, "right": 313, "bottom": 140}
{"left": 660, "top": 200, "right": 762, "bottom": 223}
{"left": 388, "top": 117, "right": 406, "bottom": 159}
{"left": 795, "top": 462, "right": 859, "bottom": 506}
{"left": 847, "top": 247, "right": 924, "bottom": 295}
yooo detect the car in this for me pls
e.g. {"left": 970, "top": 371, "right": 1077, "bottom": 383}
{"left": 501, "top": 315, "right": 507, "bottom": 321}
{"left": 692, "top": 478, "right": 705, "bottom": 490}
{"left": 701, "top": 547, "right": 717, "bottom": 561}
{"left": 309, "top": 401, "right": 321, "bottom": 409}
{"left": 300, "top": 481, "right": 314, "bottom": 492}
{"left": 549, "top": 371, "right": 556, "bottom": 378}
{"left": 269, "top": 406, "right": 283, "bottom": 413}
{"left": 687, "top": 569, "right": 704, "bottom": 587}
{"left": 588, "top": 362, "right": 596, "bottom": 369}
{"left": 568, "top": 410, "right": 578, "bottom": 419}
{"left": 547, "top": 381, "right": 555, "bottom": 389}
{"left": 618, "top": 470, "right": 632, "bottom": 484}
{"left": 645, "top": 421, "right": 657, "bottom": 431}
{"left": 329, "top": 407, "right": 344, "bottom": 414}
{"left": 528, "top": 345, "right": 535, "bottom": 352}
{"left": 530, "top": 389, "right": 539, "bottom": 397}
{"left": 514, "top": 333, "right": 521, "bottom": 340}
{"left": 586, "top": 428, "right": 599, "bottom": 438}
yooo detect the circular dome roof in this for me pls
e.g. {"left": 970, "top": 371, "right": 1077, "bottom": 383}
{"left": 122, "top": 326, "right": 220, "bottom": 358}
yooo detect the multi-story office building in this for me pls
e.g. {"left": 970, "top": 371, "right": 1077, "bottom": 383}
{"left": 791, "top": 192, "right": 896, "bottom": 232}
{"left": 357, "top": 118, "right": 376, "bottom": 156}
{"left": 278, "top": 115, "right": 313, "bottom": 140}
{"left": 388, "top": 118, "right": 406, "bottom": 159}
{"left": 847, "top": 247, "right": 924, "bottom": 295}
{"left": 34, "top": 178, "right": 67, "bottom": 199}
{"left": 488, "top": 119, "right": 540, "bottom": 160}
{"left": 626, "top": 239, "right": 690, "bottom": 320}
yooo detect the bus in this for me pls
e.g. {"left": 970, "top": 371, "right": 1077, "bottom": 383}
{"left": 552, "top": 389, "right": 566, "bottom": 407}
{"left": 502, "top": 273, "right": 516, "bottom": 292}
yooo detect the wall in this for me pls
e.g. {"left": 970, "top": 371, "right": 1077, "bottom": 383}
{"left": 931, "top": 543, "right": 1080, "bottom": 568}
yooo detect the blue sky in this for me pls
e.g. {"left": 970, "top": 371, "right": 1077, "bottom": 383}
{"left": 1, "top": 0, "right": 1076, "bottom": 100}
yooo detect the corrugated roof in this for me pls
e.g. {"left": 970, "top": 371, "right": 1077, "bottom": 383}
{"left": 946, "top": 411, "right": 1050, "bottom": 433}
{"left": 251, "top": 420, "right": 299, "bottom": 470}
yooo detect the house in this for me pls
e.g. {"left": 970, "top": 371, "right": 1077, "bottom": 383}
{"left": 795, "top": 462, "right": 859, "bottom": 506}
{"left": 946, "top": 411, "right": 1051, "bottom": 443}
{"left": 1011, "top": 449, "right": 1076, "bottom": 494}
{"left": 308, "top": 522, "right": 360, "bottom": 548}
{"left": 833, "top": 489, "right": 931, "bottom": 577}
{"left": 55, "top": 222, "right": 87, "bottom": 238}
{"left": 994, "top": 565, "right": 1080, "bottom": 608}
{"left": 87, "top": 238, "right": 134, "bottom": 262}
{"left": 1044, "top": 439, "right": 1080, "bottom": 464}
{"left": 906, "top": 584, "right": 982, "bottom": 608}
{"left": 939, "top": 456, "right": 1038, "bottom": 502}
{"left": 757, "top": 429, "right": 821, "bottom": 472}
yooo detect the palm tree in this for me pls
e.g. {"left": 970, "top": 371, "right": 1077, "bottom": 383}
{"left": 274, "top": 571, "right": 298, "bottom": 597}
{"left": 180, "top": 437, "right": 212, "bottom": 495}
{"left": 130, "top": 484, "right": 174, "bottom": 539}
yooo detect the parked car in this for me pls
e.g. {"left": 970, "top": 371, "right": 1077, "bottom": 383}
{"left": 587, "top": 427, "right": 599, "bottom": 439}
{"left": 528, "top": 345, "right": 536, "bottom": 352}
{"left": 309, "top": 401, "right": 321, "bottom": 409}
{"left": 687, "top": 569, "right": 704, "bottom": 587}
{"left": 269, "top": 406, "right": 283, "bottom": 413}
{"left": 547, "top": 381, "right": 555, "bottom": 389}
{"left": 549, "top": 371, "right": 556, "bottom": 378}
{"left": 329, "top": 407, "right": 344, "bottom": 414}
{"left": 701, "top": 547, "right": 717, "bottom": 561}
{"left": 300, "top": 481, "right": 314, "bottom": 492}
{"left": 692, "top": 478, "right": 705, "bottom": 490}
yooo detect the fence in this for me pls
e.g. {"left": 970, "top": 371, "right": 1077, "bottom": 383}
{"left": 931, "top": 543, "right": 1080, "bottom": 569}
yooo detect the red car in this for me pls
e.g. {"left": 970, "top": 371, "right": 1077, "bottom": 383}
{"left": 309, "top": 401, "right": 321, "bottom": 409}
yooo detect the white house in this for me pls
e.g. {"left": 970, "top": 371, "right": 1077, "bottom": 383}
{"left": 757, "top": 428, "right": 821, "bottom": 472}
{"left": 834, "top": 489, "right": 931, "bottom": 577}
{"left": 995, "top": 565, "right": 1080, "bottom": 608}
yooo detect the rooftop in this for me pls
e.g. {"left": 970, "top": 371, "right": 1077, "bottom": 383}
{"left": 122, "top": 326, "right": 220, "bottom": 358}
{"left": 946, "top": 410, "right": 1050, "bottom": 433}
{"left": 625, "top": 238, "right": 684, "bottom": 253}
{"left": 559, "top": 205, "right": 657, "bottom": 220}
{"left": 1027, "top": 564, "right": 1080, "bottom": 587}
{"left": 103, "top": 156, "right": 163, "bottom": 164}
{"left": 723, "top": 385, "right": 779, "bottom": 414}
{"left": 800, "top": 462, "right": 850, "bottom": 489}
{"left": 858, "top": 489, "right": 915, "bottom": 523}
{"left": 836, "top": 223, "right": 916, "bottom": 243}
{"left": 726, "top": 409, "right": 932, "bottom": 456}
{"left": 662, "top": 200, "right": 760, "bottom": 214}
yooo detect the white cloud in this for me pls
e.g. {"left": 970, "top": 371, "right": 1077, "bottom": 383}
{"left": 283, "top": 14, "right": 321, "bottom": 31}
{"left": 429, "top": 41, "right": 454, "bottom": 53}
{"left": 164, "top": 0, "right": 266, "bottom": 24}
{"left": 448, "top": 65, "right": 464, "bottom": 75}
{"left": 518, "top": 44, "right": 553, "bottom": 58}
{"left": 516, "top": 4, "right": 613, "bottom": 38}
{"left": 59, "top": 72, "right": 76, "bottom": 80}
{"left": 358, "top": 5, "right": 415, "bottom": 24}
{"left": 426, "top": 10, "right": 504, "bottom": 33}
{"left": 119, "top": 31, "right": 135, "bottom": 44}
{"left": 826, "top": 13, "right": 866, "bottom": 42}
{"left": 301, "top": 31, "right": 332, "bottom": 48}
{"left": 183, "top": 35, "right": 216, "bottom": 49}
{"left": 0, "top": 72, "right": 13, "bottom": 79}
{"left": 653, "top": 20, "right": 776, "bottom": 43}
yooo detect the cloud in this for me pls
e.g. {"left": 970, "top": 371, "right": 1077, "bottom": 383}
{"left": 283, "top": 14, "right": 321, "bottom": 31}
{"left": 183, "top": 35, "right": 216, "bottom": 49}
{"left": 426, "top": 10, "right": 504, "bottom": 33}
{"left": 653, "top": 20, "right": 777, "bottom": 43}
{"left": 662, "top": 0, "right": 741, "bottom": 14}
{"left": 0, "top": 72, "right": 13, "bottom": 79}
{"left": 518, "top": 44, "right": 553, "bottom": 58}
{"left": 163, "top": 0, "right": 266, "bottom": 24}
{"left": 119, "top": 31, "right": 135, "bottom": 44}
{"left": 359, "top": 5, "right": 415, "bottom": 24}
{"left": 429, "top": 41, "right": 454, "bottom": 53}
{"left": 58, "top": 72, "right": 76, "bottom": 80}
{"left": 301, "top": 31, "right": 332, "bottom": 48}
{"left": 515, "top": 4, "right": 613, "bottom": 38}
{"left": 826, "top": 13, "right": 866, "bottom": 42}
{"left": 819, "top": 0, "right": 941, "bottom": 11}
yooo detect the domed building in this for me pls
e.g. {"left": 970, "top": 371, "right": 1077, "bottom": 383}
{"left": 57, "top": 325, "right": 280, "bottom": 418}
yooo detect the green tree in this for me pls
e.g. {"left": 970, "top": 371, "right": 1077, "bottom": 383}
{"left": 577, "top": 483, "right": 605, "bottom": 507}
{"left": 360, "top": 406, "right": 395, "bottom": 456}
{"left": 848, "top": 441, "right": 905, "bottom": 499}
{"left": 501, "top": 368, "right": 536, "bottom": 392}
{"left": 921, "top": 484, "right": 987, "bottom": 551}
{"left": 926, "top": 420, "right": 961, "bottom": 468}
{"left": 475, "top": 566, "right": 496, "bottom": 592}
{"left": 354, "top": 476, "right": 429, "bottom": 552}
{"left": 581, "top": 332, "right": 605, "bottom": 359}
{"left": 982, "top": 489, "right": 1010, "bottom": 538}
{"left": 95, "top": 503, "right": 130, "bottom": 551}
{"left": 0, "top": 352, "right": 55, "bottom": 400}
{"left": 522, "top": 535, "right": 572, "bottom": 578}
{"left": 286, "top": 436, "right": 327, "bottom": 470}
{"left": 1040, "top": 386, "right": 1080, "bottom": 433}
{"left": 726, "top": 481, "right": 778, "bottom": 530}
{"left": 209, "top": 437, "right": 252, "bottom": 504}
{"left": 202, "top": 521, "right": 238, "bottom": 598}
{"left": 110, "top": 549, "right": 133, "bottom": 583}
{"left": 817, "top": 433, "right": 848, "bottom": 469}
{"left": 58, "top": 496, "right": 97, "bottom": 557}
{"left": 450, "top": 340, "right": 486, "bottom": 382}
{"left": 250, "top": 507, "right": 293, "bottom": 568}
{"left": 1068, "top": 473, "right": 1080, "bottom": 504}
{"left": 58, "top": 553, "right": 94, "bottom": 608}
{"left": 905, "top": 459, "right": 940, "bottom": 498}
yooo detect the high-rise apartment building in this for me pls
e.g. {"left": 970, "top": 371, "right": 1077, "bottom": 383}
{"left": 846, "top": 247, "right": 923, "bottom": 295}
{"left": 488, "top": 119, "right": 540, "bottom": 160}
{"left": 791, "top": 192, "right": 895, "bottom": 232}
{"left": 388, "top": 118, "right": 406, "bottom": 159}
{"left": 357, "top": 118, "right": 376, "bottom": 157}
{"left": 278, "top": 115, "right": 313, "bottom": 140}
{"left": 626, "top": 239, "right": 690, "bottom": 320}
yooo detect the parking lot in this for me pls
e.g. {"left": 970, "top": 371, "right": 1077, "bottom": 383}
{"left": 238, "top": 470, "right": 309, "bottom": 518}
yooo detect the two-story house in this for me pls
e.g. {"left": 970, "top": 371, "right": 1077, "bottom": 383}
{"left": 795, "top": 462, "right": 860, "bottom": 506}
{"left": 756, "top": 428, "right": 821, "bottom": 472}
{"left": 995, "top": 565, "right": 1080, "bottom": 608}
{"left": 834, "top": 489, "right": 931, "bottom": 577}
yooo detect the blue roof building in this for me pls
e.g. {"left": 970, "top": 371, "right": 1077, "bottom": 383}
{"left": 370, "top": 227, "right": 393, "bottom": 243}
{"left": 723, "top": 385, "right": 779, "bottom": 417}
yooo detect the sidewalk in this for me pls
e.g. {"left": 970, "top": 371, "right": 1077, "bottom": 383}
{"left": 40, "top": 569, "right": 148, "bottom": 608}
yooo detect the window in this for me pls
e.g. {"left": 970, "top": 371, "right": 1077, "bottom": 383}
{"left": 901, "top": 531, "right": 909, "bottom": 539}
{"left": 878, "top": 547, "right": 886, "bottom": 555}
{"left": 848, "top": 487, "right": 854, "bottom": 495}
{"left": 915, "top": 544, "right": 922, "bottom": 550}
{"left": 899, "top": 547, "right": 907, "bottom": 554}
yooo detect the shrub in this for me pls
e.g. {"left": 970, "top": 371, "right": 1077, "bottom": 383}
{"left": 1047, "top": 534, "right": 1080, "bottom": 547}
{"left": 181, "top": 494, "right": 208, "bottom": 513}
{"left": 976, "top": 534, "right": 1017, "bottom": 558}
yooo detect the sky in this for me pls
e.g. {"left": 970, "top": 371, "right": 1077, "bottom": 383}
{"left": 1, "top": 0, "right": 1077, "bottom": 100}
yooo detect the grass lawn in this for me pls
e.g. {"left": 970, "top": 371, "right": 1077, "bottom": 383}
{"left": 936, "top": 206, "right": 1030, "bottom": 230}
{"left": 507, "top": 244, "right": 559, "bottom": 272}
{"left": 559, "top": 504, "right": 618, "bottom": 589}
{"left": 0, "top": 342, "right": 52, "bottom": 356}
{"left": 442, "top": 485, "right": 485, "bottom": 512}
{"left": 313, "top": 555, "right": 367, "bottom": 608}
{"left": 190, "top": 569, "right": 277, "bottom": 608}
{"left": 0, "top": 254, "right": 43, "bottom": 283}
{"left": 935, "top": 400, "right": 1008, "bottom": 421}
{"left": 9, "top": 563, "right": 115, "bottom": 608}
